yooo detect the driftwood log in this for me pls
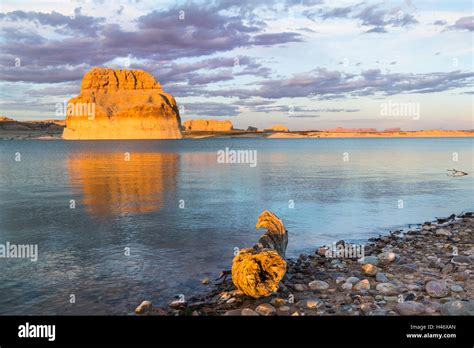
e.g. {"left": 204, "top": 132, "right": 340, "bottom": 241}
{"left": 231, "top": 211, "right": 288, "bottom": 298}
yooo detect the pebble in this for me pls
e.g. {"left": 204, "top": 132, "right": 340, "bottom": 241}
{"left": 440, "top": 300, "right": 474, "bottom": 315}
{"left": 224, "top": 309, "right": 242, "bottom": 316}
{"left": 378, "top": 251, "right": 397, "bottom": 264}
{"left": 170, "top": 299, "right": 187, "bottom": 308}
{"left": 399, "top": 263, "right": 418, "bottom": 272}
{"left": 296, "top": 298, "right": 323, "bottom": 309}
{"left": 441, "top": 263, "right": 454, "bottom": 274}
{"left": 279, "top": 306, "right": 290, "bottom": 312}
{"left": 361, "top": 264, "right": 379, "bottom": 276}
{"left": 308, "top": 280, "right": 329, "bottom": 291}
{"left": 451, "top": 255, "right": 471, "bottom": 266}
{"left": 270, "top": 298, "right": 287, "bottom": 307}
{"left": 376, "top": 283, "right": 399, "bottom": 295}
{"left": 255, "top": 303, "right": 276, "bottom": 316}
{"left": 336, "top": 276, "right": 346, "bottom": 284}
{"left": 360, "top": 303, "right": 373, "bottom": 313}
{"left": 376, "top": 272, "right": 389, "bottom": 282}
{"left": 395, "top": 301, "right": 426, "bottom": 315}
{"left": 353, "top": 279, "right": 370, "bottom": 291}
{"left": 201, "top": 278, "right": 210, "bottom": 285}
{"left": 357, "top": 256, "right": 379, "bottom": 266}
{"left": 241, "top": 308, "right": 259, "bottom": 316}
{"left": 135, "top": 300, "right": 152, "bottom": 314}
{"left": 425, "top": 280, "right": 449, "bottom": 298}
{"left": 341, "top": 282, "right": 353, "bottom": 291}
{"left": 435, "top": 228, "right": 452, "bottom": 237}
{"left": 450, "top": 284, "right": 464, "bottom": 293}
{"left": 346, "top": 276, "right": 360, "bottom": 284}
{"left": 453, "top": 271, "right": 469, "bottom": 281}
{"left": 294, "top": 283, "right": 308, "bottom": 292}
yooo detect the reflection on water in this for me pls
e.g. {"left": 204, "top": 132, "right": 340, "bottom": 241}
{"left": 67, "top": 152, "right": 179, "bottom": 217}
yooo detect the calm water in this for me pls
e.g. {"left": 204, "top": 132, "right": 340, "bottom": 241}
{"left": 0, "top": 138, "right": 473, "bottom": 314}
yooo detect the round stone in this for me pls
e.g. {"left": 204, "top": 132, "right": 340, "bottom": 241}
{"left": 353, "top": 279, "right": 370, "bottom": 291}
{"left": 395, "top": 301, "right": 426, "bottom": 315}
{"left": 357, "top": 256, "right": 379, "bottom": 266}
{"left": 308, "top": 280, "right": 330, "bottom": 291}
{"left": 255, "top": 303, "right": 276, "bottom": 316}
{"left": 376, "top": 283, "right": 399, "bottom": 295}
{"left": 241, "top": 308, "right": 259, "bottom": 316}
{"left": 425, "top": 280, "right": 449, "bottom": 298}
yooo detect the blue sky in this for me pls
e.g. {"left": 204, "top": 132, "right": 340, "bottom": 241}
{"left": 0, "top": 0, "right": 472, "bottom": 130}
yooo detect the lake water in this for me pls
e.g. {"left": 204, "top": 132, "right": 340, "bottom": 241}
{"left": 0, "top": 138, "right": 473, "bottom": 314}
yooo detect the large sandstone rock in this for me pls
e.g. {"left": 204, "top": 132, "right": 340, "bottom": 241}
{"left": 62, "top": 68, "right": 182, "bottom": 140}
{"left": 182, "top": 119, "right": 233, "bottom": 132}
{"left": 265, "top": 124, "right": 289, "bottom": 132}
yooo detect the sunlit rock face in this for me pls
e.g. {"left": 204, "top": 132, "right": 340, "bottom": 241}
{"left": 182, "top": 119, "right": 233, "bottom": 132}
{"left": 62, "top": 68, "right": 182, "bottom": 139}
{"left": 265, "top": 124, "right": 289, "bottom": 132}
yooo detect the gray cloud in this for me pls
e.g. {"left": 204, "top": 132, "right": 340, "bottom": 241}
{"left": 433, "top": 19, "right": 447, "bottom": 26}
{"left": 203, "top": 68, "right": 474, "bottom": 100}
{"left": 305, "top": 3, "right": 418, "bottom": 33}
{"left": 180, "top": 102, "right": 240, "bottom": 117}
{"left": 448, "top": 16, "right": 474, "bottom": 32}
{"left": 0, "top": 8, "right": 105, "bottom": 36}
{"left": 0, "top": 3, "right": 302, "bottom": 83}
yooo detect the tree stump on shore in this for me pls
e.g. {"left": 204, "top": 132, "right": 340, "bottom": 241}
{"left": 231, "top": 211, "right": 288, "bottom": 298}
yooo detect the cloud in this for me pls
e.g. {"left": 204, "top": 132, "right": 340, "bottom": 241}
{"left": 203, "top": 68, "right": 474, "bottom": 100}
{"left": 433, "top": 19, "right": 447, "bottom": 26}
{"left": 366, "top": 26, "right": 387, "bottom": 33}
{"left": 0, "top": 8, "right": 105, "bottom": 36}
{"left": 180, "top": 102, "right": 240, "bottom": 117}
{"left": 0, "top": 3, "right": 302, "bottom": 83}
{"left": 448, "top": 16, "right": 474, "bottom": 32}
{"left": 305, "top": 3, "right": 418, "bottom": 34}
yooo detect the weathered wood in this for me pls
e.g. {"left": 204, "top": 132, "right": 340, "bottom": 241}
{"left": 231, "top": 248, "right": 286, "bottom": 298}
{"left": 231, "top": 211, "right": 288, "bottom": 298}
{"left": 255, "top": 210, "right": 288, "bottom": 259}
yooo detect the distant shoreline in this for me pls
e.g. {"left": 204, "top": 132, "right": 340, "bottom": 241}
{"left": 0, "top": 118, "right": 473, "bottom": 140}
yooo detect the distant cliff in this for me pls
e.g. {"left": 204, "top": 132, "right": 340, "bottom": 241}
{"left": 264, "top": 124, "right": 289, "bottom": 132}
{"left": 182, "top": 119, "right": 233, "bottom": 132}
{"left": 62, "top": 68, "right": 182, "bottom": 140}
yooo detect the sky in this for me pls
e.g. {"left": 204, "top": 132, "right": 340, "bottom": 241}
{"left": 0, "top": 0, "right": 472, "bottom": 130}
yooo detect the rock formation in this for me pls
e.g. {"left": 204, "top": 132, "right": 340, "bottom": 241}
{"left": 62, "top": 68, "right": 182, "bottom": 140}
{"left": 182, "top": 119, "right": 233, "bottom": 132}
{"left": 265, "top": 124, "right": 289, "bottom": 132}
{"left": 324, "top": 127, "right": 377, "bottom": 133}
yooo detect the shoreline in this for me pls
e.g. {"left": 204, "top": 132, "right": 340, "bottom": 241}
{"left": 0, "top": 127, "right": 473, "bottom": 140}
{"left": 138, "top": 212, "right": 473, "bottom": 316}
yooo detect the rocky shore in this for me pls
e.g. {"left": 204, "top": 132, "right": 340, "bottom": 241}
{"left": 137, "top": 212, "right": 473, "bottom": 316}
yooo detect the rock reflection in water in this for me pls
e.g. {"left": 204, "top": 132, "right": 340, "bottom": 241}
{"left": 67, "top": 152, "right": 179, "bottom": 217}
